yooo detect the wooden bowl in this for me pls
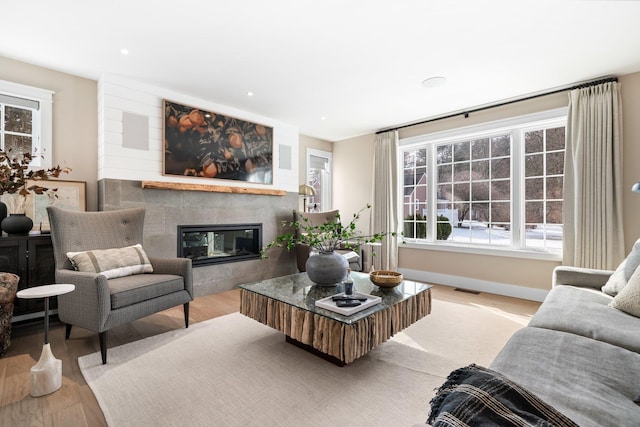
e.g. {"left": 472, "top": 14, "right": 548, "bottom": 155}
{"left": 369, "top": 270, "right": 403, "bottom": 288}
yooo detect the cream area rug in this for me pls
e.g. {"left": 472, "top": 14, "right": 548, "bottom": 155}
{"left": 79, "top": 298, "right": 532, "bottom": 427}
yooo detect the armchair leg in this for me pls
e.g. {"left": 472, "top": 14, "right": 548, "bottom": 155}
{"left": 65, "top": 324, "right": 72, "bottom": 340}
{"left": 184, "top": 302, "right": 190, "bottom": 328}
{"left": 99, "top": 332, "right": 108, "bottom": 365}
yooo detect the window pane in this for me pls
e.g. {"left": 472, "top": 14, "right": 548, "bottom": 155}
{"left": 453, "top": 183, "right": 469, "bottom": 202}
{"left": 525, "top": 130, "right": 543, "bottom": 154}
{"left": 471, "top": 139, "right": 489, "bottom": 159}
{"left": 546, "top": 176, "right": 563, "bottom": 199}
{"left": 437, "top": 144, "right": 452, "bottom": 164}
{"left": 472, "top": 202, "right": 489, "bottom": 223}
{"left": 526, "top": 201, "right": 544, "bottom": 223}
{"left": 546, "top": 127, "right": 565, "bottom": 151}
{"left": 546, "top": 152, "right": 564, "bottom": 175}
{"left": 456, "top": 203, "right": 470, "bottom": 222}
{"left": 472, "top": 159, "right": 490, "bottom": 180}
{"left": 525, "top": 177, "right": 544, "bottom": 200}
{"left": 4, "top": 134, "right": 32, "bottom": 158}
{"left": 438, "top": 165, "right": 452, "bottom": 183}
{"left": 491, "top": 135, "right": 510, "bottom": 157}
{"left": 437, "top": 184, "right": 452, "bottom": 202}
{"left": 415, "top": 148, "right": 427, "bottom": 167}
{"left": 453, "top": 162, "right": 470, "bottom": 181}
{"left": 491, "top": 158, "right": 510, "bottom": 179}
{"left": 525, "top": 154, "right": 543, "bottom": 177}
{"left": 472, "top": 181, "right": 490, "bottom": 201}
{"left": 491, "top": 202, "right": 510, "bottom": 223}
{"left": 415, "top": 167, "right": 427, "bottom": 184}
{"left": 546, "top": 201, "right": 563, "bottom": 224}
{"left": 413, "top": 186, "right": 427, "bottom": 215}
{"left": 403, "top": 151, "right": 415, "bottom": 169}
{"left": 404, "top": 169, "right": 416, "bottom": 187}
{"left": 453, "top": 141, "right": 470, "bottom": 161}
{"left": 404, "top": 220, "right": 426, "bottom": 239}
{"left": 491, "top": 180, "right": 510, "bottom": 201}
{"left": 4, "top": 106, "right": 32, "bottom": 134}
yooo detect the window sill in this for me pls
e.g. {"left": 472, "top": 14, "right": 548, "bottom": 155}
{"left": 400, "top": 241, "right": 563, "bottom": 262}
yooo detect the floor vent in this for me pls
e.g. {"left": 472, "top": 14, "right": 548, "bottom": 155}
{"left": 454, "top": 288, "right": 481, "bottom": 295}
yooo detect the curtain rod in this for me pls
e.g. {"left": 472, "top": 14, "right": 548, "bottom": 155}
{"left": 375, "top": 76, "right": 618, "bottom": 135}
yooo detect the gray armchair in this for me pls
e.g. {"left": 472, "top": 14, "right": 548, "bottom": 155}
{"left": 47, "top": 206, "right": 193, "bottom": 364}
{"left": 293, "top": 209, "right": 361, "bottom": 272}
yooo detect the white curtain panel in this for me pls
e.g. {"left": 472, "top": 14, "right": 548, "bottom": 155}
{"left": 564, "top": 81, "right": 625, "bottom": 269}
{"left": 371, "top": 130, "right": 399, "bottom": 270}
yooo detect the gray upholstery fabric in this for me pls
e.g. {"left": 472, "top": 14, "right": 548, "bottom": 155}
{"left": 528, "top": 285, "right": 640, "bottom": 353}
{"left": 109, "top": 274, "right": 185, "bottom": 309}
{"left": 602, "top": 238, "right": 640, "bottom": 296}
{"left": 552, "top": 266, "right": 613, "bottom": 289}
{"left": 47, "top": 206, "right": 193, "bottom": 335}
{"left": 490, "top": 327, "right": 640, "bottom": 427}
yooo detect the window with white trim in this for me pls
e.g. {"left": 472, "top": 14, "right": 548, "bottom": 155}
{"left": 0, "top": 80, "right": 53, "bottom": 169}
{"left": 306, "top": 148, "right": 332, "bottom": 212}
{"left": 400, "top": 109, "right": 566, "bottom": 254}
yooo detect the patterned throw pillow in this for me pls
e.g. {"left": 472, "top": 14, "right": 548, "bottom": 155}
{"left": 610, "top": 264, "right": 640, "bottom": 318}
{"left": 67, "top": 244, "right": 153, "bottom": 279}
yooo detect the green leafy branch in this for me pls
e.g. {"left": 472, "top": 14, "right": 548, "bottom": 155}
{"left": 261, "top": 204, "right": 396, "bottom": 258}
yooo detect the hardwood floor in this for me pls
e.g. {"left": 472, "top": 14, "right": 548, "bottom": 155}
{"left": 0, "top": 289, "right": 241, "bottom": 427}
{"left": 0, "top": 285, "right": 539, "bottom": 426}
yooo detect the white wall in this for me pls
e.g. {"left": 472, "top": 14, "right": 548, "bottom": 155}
{"left": 98, "top": 74, "right": 299, "bottom": 192}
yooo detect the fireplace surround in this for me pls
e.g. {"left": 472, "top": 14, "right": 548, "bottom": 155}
{"left": 178, "top": 223, "right": 262, "bottom": 267}
{"left": 99, "top": 178, "right": 298, "bottom": 296}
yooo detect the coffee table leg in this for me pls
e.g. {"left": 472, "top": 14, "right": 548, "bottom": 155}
{"left": 31, "top": 296, "right": 62, "bottom": 397}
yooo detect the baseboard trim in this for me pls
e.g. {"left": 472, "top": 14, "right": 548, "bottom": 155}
{"left": 398, "top": 268, "right": 549, "bottom": 302}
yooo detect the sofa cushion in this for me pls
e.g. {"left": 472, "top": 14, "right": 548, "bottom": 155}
{"left": 610, "top": 265, "right": 640, "bottom": 317}
{"left": 490, "top": 327, "right": 640, "bottom": 427}
{"left": 602, "top": 238, "right": 640, "bottom": 296}
{"left": 108, "top": 274, "right": 185, "bottom": 309}
{"left": 528, "top": 285, "right": 640, "bottom": 353}
{"left": 67, "top": 244, "right": 153, "bottom": 279}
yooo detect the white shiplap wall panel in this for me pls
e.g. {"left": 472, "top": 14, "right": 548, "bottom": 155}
{"left": 98, "top": 74, "right": 298, "bottom": 193}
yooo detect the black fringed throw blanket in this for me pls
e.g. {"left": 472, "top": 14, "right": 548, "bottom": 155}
{"left": 427, "top": 364, "right": 579, "bottom": 427}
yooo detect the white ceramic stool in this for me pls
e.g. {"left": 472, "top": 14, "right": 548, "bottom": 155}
{"left": 16, "top": 284, "right": 75, "bottom": 397}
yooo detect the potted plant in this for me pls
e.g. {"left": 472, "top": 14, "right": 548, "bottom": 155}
{"left": 262, "top": 204, "right": 395, "bottom": 285}
{"left": 0, "top": 149, "right": 71, "bottom": 235}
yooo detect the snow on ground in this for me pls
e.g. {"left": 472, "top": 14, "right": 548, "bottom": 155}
{"left": 445, "top": 222, "right": 562, "bottom": 250}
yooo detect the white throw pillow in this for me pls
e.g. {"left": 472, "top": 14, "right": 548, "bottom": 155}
{"left": 67, "top": 244, "right": 153, "bottom": 279}
{"left": 610, "top": 264, "right": 640, "bottom": 317}
{"left": 602, "top": 239, "right": 640, "bottom": 296}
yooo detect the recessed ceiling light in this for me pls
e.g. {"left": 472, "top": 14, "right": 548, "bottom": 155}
{"left": 421, "top": 76, "right": 447, "bottom": 88}
{"left": 321, "top": 116, "right": 326, "bottom": 121}
{"left": 247, "top": 91, "right": 254, "bottom": 97}
{"left": 120, "top": 48, "right": 130, "bottom": 55}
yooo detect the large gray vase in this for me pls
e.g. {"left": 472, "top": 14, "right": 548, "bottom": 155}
{"left": 305, "top": 251, "right": 348, "bottom": 286}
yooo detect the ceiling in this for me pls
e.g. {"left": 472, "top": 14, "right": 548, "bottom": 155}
{"left": 3, "top": 1, "right": 640, "bottom": 142}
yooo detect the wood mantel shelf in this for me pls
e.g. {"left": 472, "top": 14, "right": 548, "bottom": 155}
{"left": 141, "top": 181, "right": 287, "bottom": 196}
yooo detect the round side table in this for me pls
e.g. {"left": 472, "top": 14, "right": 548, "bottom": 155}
{"left": 16, "top": 284, "right": 75, "bottom": 397}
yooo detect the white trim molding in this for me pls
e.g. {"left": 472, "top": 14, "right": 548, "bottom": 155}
{"left": 399, "top": 268, "right": 549, "bottom": 302}
{"left": 0, "top": 79, "right": 54, "bottom": 169}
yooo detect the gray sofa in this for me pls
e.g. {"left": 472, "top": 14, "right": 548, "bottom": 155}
{"left": 489, "top": 265, "right": 640, "bottom": 426}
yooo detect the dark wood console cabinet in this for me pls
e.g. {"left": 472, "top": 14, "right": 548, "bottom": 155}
{"left": 0, "top": 235, "right": 56, "bottom": 321}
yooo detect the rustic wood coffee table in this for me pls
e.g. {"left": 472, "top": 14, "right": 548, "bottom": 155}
{"left": 239, "top": 272, "right": 432, "bottom": 366}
